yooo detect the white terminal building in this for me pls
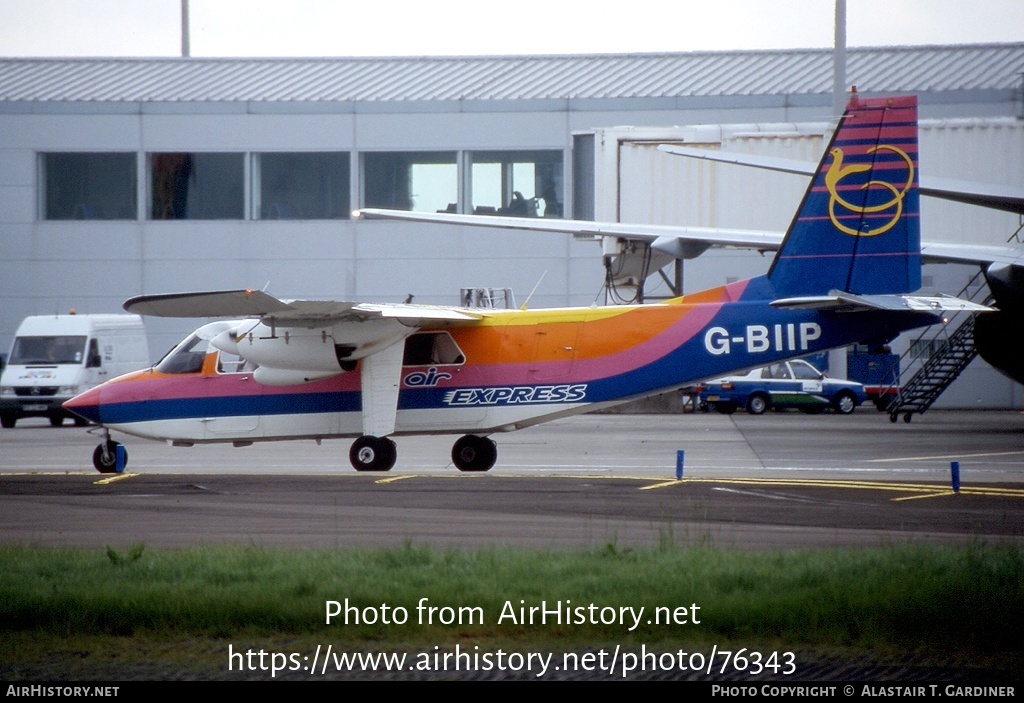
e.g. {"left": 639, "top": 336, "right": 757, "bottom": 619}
{"left": 1, "top": 45, "right": 1022, "bottom": 408}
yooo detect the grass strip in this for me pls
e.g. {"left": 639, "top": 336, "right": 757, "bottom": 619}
{"left": 1, "top": 542, "right": 1021, "bottom": 653}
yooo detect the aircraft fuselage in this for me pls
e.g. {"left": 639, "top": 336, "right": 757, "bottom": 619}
{"left": 66, "top": 275, "right": 932, "bottom": 447}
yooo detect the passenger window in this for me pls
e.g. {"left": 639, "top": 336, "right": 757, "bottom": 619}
{"left": 403, "top": 332, "right": 465, "bottom": 366}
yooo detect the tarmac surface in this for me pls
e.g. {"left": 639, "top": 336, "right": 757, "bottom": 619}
{"left": 2, "top": 409, "right": 1022, "bottom": 550}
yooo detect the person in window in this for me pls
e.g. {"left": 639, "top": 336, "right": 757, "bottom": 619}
{"left": 152, "top": 154, "right": 193, "bottom": 219}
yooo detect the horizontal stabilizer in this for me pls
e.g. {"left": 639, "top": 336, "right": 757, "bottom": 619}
{"left": 772, "top": 290, "right": 994, "bottom": 314}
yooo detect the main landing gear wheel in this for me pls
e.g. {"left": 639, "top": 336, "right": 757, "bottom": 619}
{"left": 349, "top": 435, "right": 397, "bottom": 472}
{"left": 451, "top": 434, "right": 497, "bottom": 472}
{"left": 92, "top": 440, "right": 127, "bottom": 474}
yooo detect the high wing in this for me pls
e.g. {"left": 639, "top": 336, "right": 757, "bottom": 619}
{"left": 656, "top": 145, "right": 1024, "bottom": 215}
{"left": 124, "top": 288, "right": 481, "bottom": 325}
{"left": 124, "top": 289, "right": 482, "bottom": 438}
{"left": 354, "top": 208, "right": 783, "bottom": 259}
{"left": 355, "top": 208, "right": 1024, "bottom": 268}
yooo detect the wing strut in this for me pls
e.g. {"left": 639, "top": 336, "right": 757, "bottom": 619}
{"left": 359, "top": 340, "right": 406, "bottom": 438}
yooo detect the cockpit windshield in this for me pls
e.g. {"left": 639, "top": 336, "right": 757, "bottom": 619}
{"left": 155, "top": 334, "right": 210, "bottom": 374}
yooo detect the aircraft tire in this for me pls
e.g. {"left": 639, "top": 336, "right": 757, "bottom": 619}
{"left": 452, "top": 434, "right": 497, "bottom": 472}
{"left": 349, "top": 435, "right": 397, "bottom": 472}
{"left": 92, "top": 440, "right": 127, "bottom": 473}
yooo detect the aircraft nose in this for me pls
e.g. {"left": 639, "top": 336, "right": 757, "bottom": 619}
{"left": 63, "top": 386, "right": 104, "bottom": 425}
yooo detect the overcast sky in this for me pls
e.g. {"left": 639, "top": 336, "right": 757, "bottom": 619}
{"left": 1, "top": 0, "right": 1022, "bottom": 58}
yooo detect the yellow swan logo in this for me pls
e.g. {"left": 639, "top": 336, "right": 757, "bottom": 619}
{"left": 825, "top": 145, "right": 914, "bottom": 237}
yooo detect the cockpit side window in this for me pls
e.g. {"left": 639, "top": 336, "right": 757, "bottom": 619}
{"left": 217, "top": 350, "right": 256, "bottom": 374}
{"left": 155, "top": 334, "right": 209, "bottom": 374}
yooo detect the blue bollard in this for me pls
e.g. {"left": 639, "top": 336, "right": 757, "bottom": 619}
{"left": 951, "top": 460, "right": 960, "bottom": 493}
{"left": 115, "top": 444, "right": 126, "bottom": 474}
{"left": 676, "top": 450, "right": 684, "bottom": 479}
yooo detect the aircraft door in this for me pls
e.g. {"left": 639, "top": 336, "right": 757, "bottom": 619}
{"left": 529, "top": 321, "right": 580, "bottom": 383}
{"left": 203, "top": 350, "right": 262, "bottom": 436}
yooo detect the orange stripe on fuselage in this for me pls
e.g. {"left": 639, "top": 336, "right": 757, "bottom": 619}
{"left": 435, "top": 284, "right": 736, "bottom": 365}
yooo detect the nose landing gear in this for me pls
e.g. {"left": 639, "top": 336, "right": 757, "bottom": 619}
{"left": 93, "top": 432, "right": 128, "bottom": 474}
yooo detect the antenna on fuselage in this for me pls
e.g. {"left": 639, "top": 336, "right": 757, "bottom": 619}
{"left": 519, "top": 270, "right": 548, "bottom": 311}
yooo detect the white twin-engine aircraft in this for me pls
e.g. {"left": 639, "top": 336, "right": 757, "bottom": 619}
{"left": 66, "top": 94, "right": 990, "bottom": 474}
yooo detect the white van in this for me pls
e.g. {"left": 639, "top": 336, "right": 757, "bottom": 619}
{"left": 0, "top": 314, "right": 149, "bottom": 428}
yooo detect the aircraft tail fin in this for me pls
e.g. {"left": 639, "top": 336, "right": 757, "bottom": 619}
{"left": 767, "top": 93, "right": 921, "bottom": 298}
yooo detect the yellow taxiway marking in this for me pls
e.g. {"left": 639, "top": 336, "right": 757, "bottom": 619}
{"left": 93, "top": 473, "right": 139, "bottom": 485}
{"left": 867, "top": 450, "right": 1024, "bottom": 463}
{"left": 375, "top": 475, "right": 418, "bottom": 484}
{"left": 639, "top": 479, "right": 686, "bottom": 491}
{"left": 374, "top": 473, "right": 1024, "bottom": 498}
{"left": 891, "top": 491, "right": 957, "bottom": 502}
{"left": 637, "top": 476, "right": 1024, "bottom": 499}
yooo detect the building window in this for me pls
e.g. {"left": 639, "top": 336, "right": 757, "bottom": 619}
{"left": 150, "top": 152, "right": 244, "bottom": 220}
{"left": 256, "top": 152, "right": 350, "bottom": 219}
{"left": 41, "top": 153, "right": 137, "bottom": 220}
{"left": 362, "top": 152, "right": 457, "bottom": 213}
{"left": 571, "top": 134, "right": 594, "bottom": 220}
{"left": 469, "top": 151, "right": 563, "bottom": 217}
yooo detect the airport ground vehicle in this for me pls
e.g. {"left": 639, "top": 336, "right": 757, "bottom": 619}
{"left": 701, "top": 359, "right": 867, "bottom": 415}
{"left": 0, "top": 314, "right": 148, "bottom": 428}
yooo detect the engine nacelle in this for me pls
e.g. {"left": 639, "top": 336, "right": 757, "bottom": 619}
{"left": 252, "top": 366, "right": 342, "bottom": 386}
{"left": 230, "top": 323, "right": 349, "bottom": 373}
{"left": 213, "top": 319, "right": 413, "bottom": 383}
{"left": 974, "top": 310, "right": 1024, "bottom": 385}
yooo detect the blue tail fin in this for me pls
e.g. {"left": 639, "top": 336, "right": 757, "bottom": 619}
{"left": 768, "top": 93, "right": 921, "bottom": 297}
